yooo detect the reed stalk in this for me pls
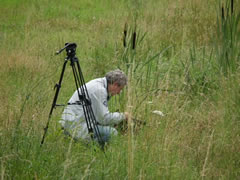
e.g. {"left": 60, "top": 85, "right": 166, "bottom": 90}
{"left": 127, "top": 61, "right": 134, "bottom": 180}
{"left": 201, "top": 130, "right": 215, "bottom": 179}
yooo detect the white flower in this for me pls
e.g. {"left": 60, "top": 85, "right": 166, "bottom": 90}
{"left": 152, "top": 110, "right": 164, "bottom": 117}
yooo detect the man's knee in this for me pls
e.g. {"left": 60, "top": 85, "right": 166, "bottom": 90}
{"left": 110, "top": 127, "right": 118, "bottom": 135}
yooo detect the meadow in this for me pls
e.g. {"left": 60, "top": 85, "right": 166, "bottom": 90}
{"left": 0, "top": 0, "right": 240, "bottom": 179}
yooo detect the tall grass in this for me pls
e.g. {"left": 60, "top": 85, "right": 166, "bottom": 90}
{"left": 1, "top": 0, "right": 240, "bottom": 179}
{"left": 216, "top": 0, "right": 240, "bottom": 74}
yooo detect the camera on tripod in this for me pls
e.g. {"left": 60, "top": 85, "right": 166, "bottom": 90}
{"left": 41, "top": 43, "right": 104, "bottom": 150}
{"left": 65, "top": 43, "right": 77, "bottom": 58}
{"left": 55, "top": 42, "right": 77, "bottom": 58}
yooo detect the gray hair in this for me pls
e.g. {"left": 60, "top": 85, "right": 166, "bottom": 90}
{"left": 105, "top": 69, "right": 127, "bottom": 86}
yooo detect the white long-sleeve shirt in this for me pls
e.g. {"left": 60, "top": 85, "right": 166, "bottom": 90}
{"left": 60, "top": 77, "right": 125, "bottom": 140}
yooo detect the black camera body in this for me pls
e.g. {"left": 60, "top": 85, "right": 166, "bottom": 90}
{"left": 65, "top": 43, "right": 77, "bottom": 58}
{"left": 55, "top": 42, "right": 77, "bottom": 58}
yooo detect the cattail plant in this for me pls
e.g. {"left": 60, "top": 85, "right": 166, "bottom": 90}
{"left": 231, "top": 0, "right": 234, "bottom": 15}
{"left": 123, "top": 23, "right": 128, "bottom": 48}
{"left": 121, "top": 22, "right": 137, "bottom": 179}
{"left": 216, "top": 0, "right": 240, "bottom": 74}
{"left": 132, "top": 25, "right": 137, "bottom": 50}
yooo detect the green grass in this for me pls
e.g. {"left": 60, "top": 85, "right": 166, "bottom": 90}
{"left": 0, "top": 0, "right": 240, "bottom": 179}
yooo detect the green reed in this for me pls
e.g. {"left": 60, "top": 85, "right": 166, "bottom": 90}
{"left": 216, "top": 0, "right": 240, "bottom": 74}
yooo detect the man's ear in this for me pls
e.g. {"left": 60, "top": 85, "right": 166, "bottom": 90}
{"left": 113, "top": 82, "right": 119, "bottom": 87}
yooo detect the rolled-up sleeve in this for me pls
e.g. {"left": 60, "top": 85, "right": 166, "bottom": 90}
{"left": 90, "top": 88, "right": 125, "bottom": 125}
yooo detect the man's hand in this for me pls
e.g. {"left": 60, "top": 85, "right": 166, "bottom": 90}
{"left": 124, "top": 112, "right": 129, "bottom": 120}
{"left": 115, "top": 114, "right": 146, "bottom": 134}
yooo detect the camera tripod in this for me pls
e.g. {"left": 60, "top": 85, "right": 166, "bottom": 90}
{"left": 40, "top": 43, "right": 104, "bottom": 149}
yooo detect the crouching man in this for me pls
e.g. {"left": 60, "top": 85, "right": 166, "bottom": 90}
{"left": 60, "top": 69, "right": 128, "bottom": 144}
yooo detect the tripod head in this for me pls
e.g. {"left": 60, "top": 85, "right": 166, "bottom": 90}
{"left": 56, "top": 43, "right": 77, "bottom": 59}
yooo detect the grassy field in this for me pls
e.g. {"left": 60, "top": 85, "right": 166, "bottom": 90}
{"left": 0, "top": 0, "right": 240, "bottom": 179}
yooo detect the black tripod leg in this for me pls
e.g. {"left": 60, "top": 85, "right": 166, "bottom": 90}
{"left": 71, "top": 60, "right": 94, "bottom": 133}
{"left": 71, "top": 58, "right": 104, "bottom": 149}
{"left": 40, "top": 60, "right": 68, "bottom": 146}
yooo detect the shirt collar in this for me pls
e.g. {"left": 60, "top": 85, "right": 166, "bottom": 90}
{"left": 103, "top": 77, "right": 110, "bottom": 101}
